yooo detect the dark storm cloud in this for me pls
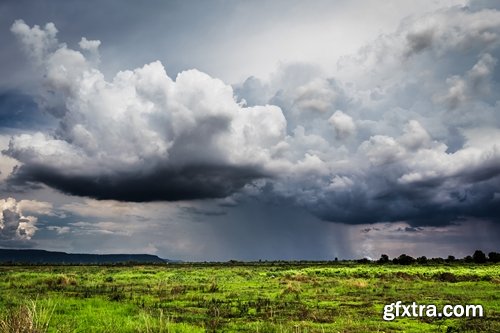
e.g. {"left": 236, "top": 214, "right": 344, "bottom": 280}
{"left": 4, "top": 19, "right": 286, "bottom": 202}
{"left": 234, "top": 4, "right": 500, "bottom": 227}
{"left": 8, "top": 163, "right": 267, "bottom": 202}
{"left": 288, "top": 157, "right": 500, "bottom": 226}
{"left": 4, "top": 3, "right": 500, "bottom": 230}
{"left": 403, "top": 227, "right": 423, "bottom": 232}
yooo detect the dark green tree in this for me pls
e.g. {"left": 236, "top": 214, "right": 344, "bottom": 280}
{"left": 463, "top": 255, "right": 473, "bottom": 263}
{"left": 488, "top": 252, "right": 500, "bottom": 263}
{"left": 416, "top": 256, "right": 428, "bottom": 264}
{"left": 472, "top": 250, "right": 487, "bottom": 263}
{"left": 378, "top": 254, "right": 389, "bottom": 264}
{"left": 396, "top": 254, "right": 415, "bottom": 265}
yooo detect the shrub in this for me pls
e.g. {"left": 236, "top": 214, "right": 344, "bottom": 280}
{"left": 378, "top": 254, "right": 390, "bottom": 264}
{"left": 45, "top": 275, "right": 77, "bottom": 290}
{"left": 430, "top": 257, "right": 445, "bottom": 264}
{"left": 395, "top": 254, "right": 415, "bottom": 265}
{"left": 282, "top": 281, "right": 301, "bottom": 295}
{"left": 438, "top": 272, "right": 457, "bottom": 282}
{"left": 473, "top": 250, "right": 487, "bottom": 264}
{"left": 463, "top": 255, "right": 473, "bottom": 263}
{"left": 488, "top": 252, "right": 500, "bottom": 263}
{"left": 416, "top": 256, "right": 428, "bottom": 264}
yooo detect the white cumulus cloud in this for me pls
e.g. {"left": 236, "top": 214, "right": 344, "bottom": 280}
{"left": 0, "top": 197, "right": 52, "bottom": 241}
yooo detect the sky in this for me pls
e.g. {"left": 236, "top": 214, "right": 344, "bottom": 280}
{"left": 0, "top": 0, "right": 499, "bottom": 261}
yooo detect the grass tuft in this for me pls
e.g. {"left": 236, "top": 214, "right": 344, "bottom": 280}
{"left": 0, "top": 299, "right": 55, "bottom": 333}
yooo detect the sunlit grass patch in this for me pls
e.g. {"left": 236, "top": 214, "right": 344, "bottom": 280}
{"left": 0, "top": 263, "right": 498, "bottom": 332}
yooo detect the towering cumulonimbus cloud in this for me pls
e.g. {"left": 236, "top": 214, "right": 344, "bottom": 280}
{"left": 6, "top": 20, "right": 287, "bottom": 201}
{"left": 5, "top": 3, "right": 500, "bottom": 228}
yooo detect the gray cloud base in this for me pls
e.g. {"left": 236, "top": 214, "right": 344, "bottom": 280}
{"left": 9, "top": 163, "right": 267, "bottom": 202}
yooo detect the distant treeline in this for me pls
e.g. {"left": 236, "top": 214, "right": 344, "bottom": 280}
{"left": 0, "top": 248, "right": 498, "bottom": 266}
{"left": 0, "top": 249, "right": 171, "bottom": 265}
{"left": 371, "top": 250, "right": 500, "bottom": 265}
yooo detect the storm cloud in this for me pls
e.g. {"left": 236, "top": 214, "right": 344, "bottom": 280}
{"left": 4, "top": 2, "right": 500, "bottom": 229}
{"left": 10, "top": 163, "right": 267, "bottom": 202}
{"left": 5, "top": 19, "right": 285, "bottom": 201}
{"left": 235, "top": 4, "right": 500, "bottom": 226}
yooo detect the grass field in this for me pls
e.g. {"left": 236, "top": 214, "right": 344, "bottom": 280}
{"left": 0, "top": 263, "right": 498, "bottom": 332}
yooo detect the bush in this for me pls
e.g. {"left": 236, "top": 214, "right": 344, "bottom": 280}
{"left": 395, "top": 254, "right": 415, "bottom": 265}
{"left": 430, "top": 257, "right": 445, "bottom": 264}
{"left": 488, "top": 252, "right": 500, "bottom": 263}
{"left": 416, "top": 256, "right": 428, "bottom": 264}
{"left": 473, "top": 250, "right": 487, "bottom": 264}
{"left": 45, "top": 275, "right": 77, "bottom": 290}
{"left": 438, "top": 272, "right": 457, "bottom": 282}
{"left": 378, "top": 254, "right": 390, "bottom": 264}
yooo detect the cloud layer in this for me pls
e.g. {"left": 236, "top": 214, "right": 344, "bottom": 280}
{"left": 5, "top": 3, "right": 500, "bottom": 227}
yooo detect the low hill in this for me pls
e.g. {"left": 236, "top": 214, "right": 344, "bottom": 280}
{"left": 0, "top": 248, "right": 172, "bottom": 264}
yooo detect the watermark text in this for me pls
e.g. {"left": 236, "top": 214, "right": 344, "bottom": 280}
{"left": 383, "top": 301, "right": 483, "bottom": 321}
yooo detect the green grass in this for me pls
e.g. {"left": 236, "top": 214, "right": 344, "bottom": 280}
{"left": 0, "top": 263, "right": 498, "bottom": 332}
